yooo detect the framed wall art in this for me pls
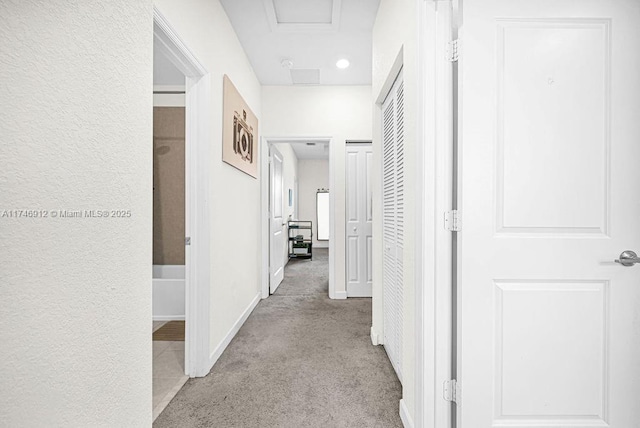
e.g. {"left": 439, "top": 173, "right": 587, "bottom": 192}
{"left": 222, "top": 75, "right": 258, "bottom": 178}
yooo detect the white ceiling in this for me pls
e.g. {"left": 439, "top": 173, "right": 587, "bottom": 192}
{"left": 277, "top": 141, "right": 330, "bottom": 159}
{"left": 219, "top": 0, "right": 381, "bottom": 85}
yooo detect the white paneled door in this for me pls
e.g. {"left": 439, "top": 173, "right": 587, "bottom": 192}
{"left": 269, "top": 146, "right": 284, "bottom": 294}
{"left": 382, "top": 70, "right": 404, "bottom": 382}
{"left": 346, "top": 143, "right": 373, "bottom": 297}
{"left": 459, "top": 1, "right": 640, "bottom": 427}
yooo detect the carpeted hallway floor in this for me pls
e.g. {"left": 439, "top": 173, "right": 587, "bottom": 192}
{"left": 154, "top": 249, "right": 402, "bottom": 428}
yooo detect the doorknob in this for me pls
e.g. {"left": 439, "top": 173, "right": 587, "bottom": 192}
{"left": 353, "top": 227, "right": 357, "bottom": 232}
{"left": 615, "top": 250, "right": 640, "bottom": 266}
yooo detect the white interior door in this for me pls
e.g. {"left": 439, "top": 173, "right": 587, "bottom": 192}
{"left": 458, "top": 1, "right": 640, "bottom": 427}
{"left": 269, "top": 146, "right": 285, "bottom": 293}
{"left": 346, "top": 143, "right": 373, "bottom": 297}
{"left": 382, "top": 70, "right": 404, "bottom": 382}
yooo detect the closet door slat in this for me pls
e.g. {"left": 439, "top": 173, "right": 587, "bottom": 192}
{"left": 381, "top": 70, "right": 404, "bottom": 382}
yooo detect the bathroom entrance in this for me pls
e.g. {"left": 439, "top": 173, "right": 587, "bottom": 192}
{"left": 150, "top": 8, "right": 213, "bottom": 421}
{"left": 152, "top": 26, "right": 188, "bottom": 421}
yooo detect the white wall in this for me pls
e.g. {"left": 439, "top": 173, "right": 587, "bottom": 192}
{"left": 372, "top": 0, "right": 419, "bottom": 419}
{"left": 154, "top": 0, "right": 263, "bottom": 366}
{"left": 272, "top": 143, "right": 298, "bottom": 261}
{"left": 0, "top": 1, "right": 153, "bottom": 425}
{"left": 298, "top": 160, "right": 330, "bottom": 249}
{"left": 261, "top": 86, "right": 372, "bottom": 298}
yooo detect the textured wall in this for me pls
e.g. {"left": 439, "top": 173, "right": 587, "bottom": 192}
{"left": 153, "top": 107, "right": 186, "bottom": 265}
{"left": 153, "top": 0, "right": 263, "bottom": 358}
{"left": 0, "top": 0, "right": 153, "bottom": 426}
{"left": 261, "top": 85, "right": 373, "bottom": 296}
{"left": 372, "top": 0, "right": 418, "bottom": 418}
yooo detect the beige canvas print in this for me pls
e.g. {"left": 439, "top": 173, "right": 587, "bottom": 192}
{"left": 222, "top": 75, "right": 258, "bottom": 178}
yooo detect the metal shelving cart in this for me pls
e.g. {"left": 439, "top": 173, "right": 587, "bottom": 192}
{"left": 288, "top": 220, "right": 313, "bottom": 259}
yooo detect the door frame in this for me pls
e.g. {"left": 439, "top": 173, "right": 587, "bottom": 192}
{"left": 260, "top": 136, "right": 336, "bottom": 299}
{"left": 153, "top": 7, "right": 212, "bottom": 378}
{"left": 414, "top": 0, "right": 456, "bottom": 427}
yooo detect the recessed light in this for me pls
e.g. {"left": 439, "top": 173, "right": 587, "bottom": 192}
{"left": 336, "top": 59, "right": 350, "bottom": 69}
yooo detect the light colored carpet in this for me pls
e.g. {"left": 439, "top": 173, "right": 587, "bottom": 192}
{"left": 154, "top": 249, "right": 402, "bottom": 428}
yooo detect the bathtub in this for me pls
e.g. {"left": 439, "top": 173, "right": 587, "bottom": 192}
{"left": 152, "top": 265, "right": 185, "bottom": 321}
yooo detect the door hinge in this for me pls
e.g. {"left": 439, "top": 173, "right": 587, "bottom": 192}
{"left": 444, "top": 379, "right": 460, "bottom": 403}
{"left": 444, "top": 210, "right": 461, "bottom": 232}
{"left": 447, "top": 39, "right": 460, "bottom": 62}
{"left": 185, "top": 237, "right": 191, "bottom": 246}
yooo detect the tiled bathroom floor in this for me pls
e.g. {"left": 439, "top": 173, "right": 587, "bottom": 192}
{"left": 152, "top": 321, "right": 167, "bottom": 333}
{"left": 152, "top": 322, "right": 188, "bottom": 421}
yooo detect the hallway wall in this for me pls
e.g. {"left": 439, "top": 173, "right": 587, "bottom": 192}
{"left": 261, "top": 85, "right": 372, "bottom": 298}
{"left": 372, "top": 0, "right": 419, "bottom": 421}
{"left": 154, "top": 0, "right": 263, "bottom": 367}
{"left": 297, "top": 159, "right": 330, "bottom": 249}
{"left": 0, "top": 0, "right": 153, "bottom": 425}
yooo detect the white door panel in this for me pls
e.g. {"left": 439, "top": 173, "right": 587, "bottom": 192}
{"left": 346, "top": 144, "right": 373, "bottom": 297}
{"left": 269, "top": 146, "right": 284, "bottom": 293}
{"left": 459, "top": 1, "right": 640, "bottom": 427}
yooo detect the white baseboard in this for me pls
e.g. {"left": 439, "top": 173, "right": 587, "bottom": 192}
{"left": 332, "top": 290, "right": 347, "bottom": 300}
{"left": 399, "top": 399, "right": 414, "bottom": 428}
{"left": 370, "top": 326, "right": 381, "bottom": 345}
{"left": 208, "top": 292, "right": 261, "bottom": 369}
{"left": 153, "top": 315, "right": 185, "bottom": 321}
{"left": 346, "top": 283, "right": 372, "bottom": 298}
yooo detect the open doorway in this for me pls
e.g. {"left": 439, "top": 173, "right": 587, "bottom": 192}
{"left": 151, "top": 7, "right": 212, "bottom": 420}
{"left": 262, "top": 138, "right": 332, "bottom": 298}
{"left": 152, "top": 35, "right": 188, "bottom": 419}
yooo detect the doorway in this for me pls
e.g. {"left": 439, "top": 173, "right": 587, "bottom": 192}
{"left": 261, "top": 137, "right": 334, "bottom": 298}
{"left": 413, "top": 0, "right": 640, "bottom": 426}
{"left": 151, "top": 6, "right": 212, "bottom": 419}
{"left": 456, "top": 1, "right": 640, "bottom": 426}
{"left": 152, "top": 39, "right": 188, "bottom": 419}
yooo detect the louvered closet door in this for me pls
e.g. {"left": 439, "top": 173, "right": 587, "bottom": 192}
{"left": 382, "top": 70, "right": 404, "bottom": 382}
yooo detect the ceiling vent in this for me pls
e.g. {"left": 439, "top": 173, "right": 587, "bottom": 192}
{"left": 290, "top": 69, "right": 320, "bottom": 85}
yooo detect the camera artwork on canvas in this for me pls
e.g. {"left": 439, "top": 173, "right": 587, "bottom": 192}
{"left": 222, "top": 75, "right": 258, "bottom": 178}
{"left": 233, "top": 109, "right": 253, "bottom": 164}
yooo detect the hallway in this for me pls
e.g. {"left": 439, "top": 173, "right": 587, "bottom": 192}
{"left": 154, "top": 249, "right": 402, "bottom": 427}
